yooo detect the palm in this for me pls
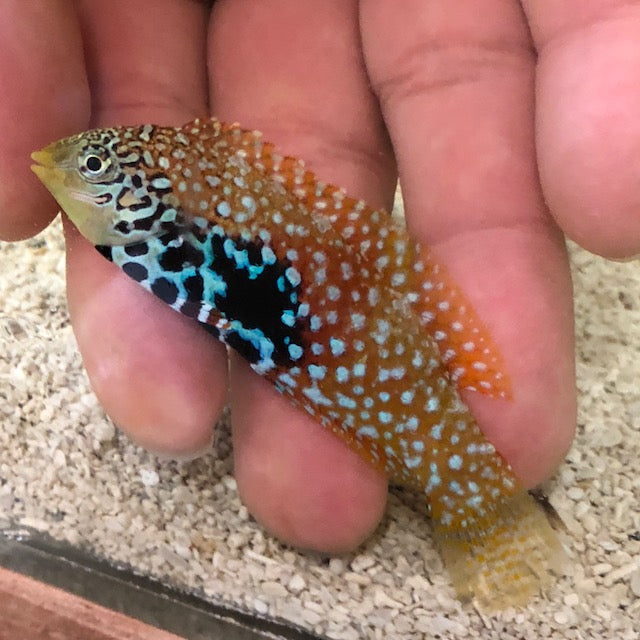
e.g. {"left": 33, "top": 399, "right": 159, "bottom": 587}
{"left": 1, "top": 0, "right": 635, "bottom": 553}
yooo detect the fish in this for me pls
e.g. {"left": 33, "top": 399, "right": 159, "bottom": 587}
{"left": 31, "top": 117, "right": 565, "bottom": 611}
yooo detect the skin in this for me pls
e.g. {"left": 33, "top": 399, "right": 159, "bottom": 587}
{"left": 1, "top": 0, "right": 638, "bottom": 553}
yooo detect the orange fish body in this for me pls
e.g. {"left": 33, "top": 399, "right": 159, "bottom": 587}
{"left": 31, "top": 118, "right": 565, "bottom": 611}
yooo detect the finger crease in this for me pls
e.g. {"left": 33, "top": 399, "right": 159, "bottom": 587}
{"left": 371, "top": 39, "right": 535, "bottom": 106}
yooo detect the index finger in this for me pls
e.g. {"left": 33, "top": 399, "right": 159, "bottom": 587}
{"left": 0, "top": 0, "right": 89, "bottom": 240}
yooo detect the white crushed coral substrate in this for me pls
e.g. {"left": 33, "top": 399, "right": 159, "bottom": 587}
{"left": 1, "top": 219, "right": 639, "bottom": 640}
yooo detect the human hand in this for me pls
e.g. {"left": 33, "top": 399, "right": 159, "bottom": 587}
{"left": 2, "top": 0, "right": 634, "bottom": 554}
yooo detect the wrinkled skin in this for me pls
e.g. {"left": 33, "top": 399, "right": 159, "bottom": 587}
{"left": 1, "top": 0, "right": 638, "bottom": 553}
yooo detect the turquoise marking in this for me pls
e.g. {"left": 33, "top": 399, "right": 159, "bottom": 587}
{"left": 216, "top": 201, "right": 231, "bottom": 217}
{"left": 430, "top": 422, "right": 443, "bottom": 440}
{"left": 228, "top": 322, "right": 274, "bottom": 362}
{"left": 278, "top": 373, "right": 297, "bottom": 388}
{"left": 426, "top": 473, "right": 441, "bottom": 493}
{"left": 281, "top": 310, "right": 295, "bottom": 327}
{"left": 302, "top": 386, "right": 333, "bottom": 406}
{"left": 406, "top": 416, "right": 419, "bottom": 431}
{"left": 400, "top": 389, "right": 414, "bottom": 404}
{"left": 330, "top": 338, "right": 346, "bottom": 356}
{"left": 449, "top": 480, "right": 464, "bottom": 495}
{"left": 308, "top": 364, "right": 326, "bottom": 380}
{"left": 297, "top": 302, "right": 310, "bottom": 316}
{"left": 426, "top": 396, "right": 439, "bottom": 412}
{"left": 327, "top": 285, "right": 340, "bottom": 301}
{"left": 285, "top": 266, "right": 301, "bottom": 286}
{"left": 467, "top": 495, "right": 484, "bottom": 509}
{"left": 336, "top": 393, "right": 357, "bottom": 409}
{"left": 356, "top": 425, "right": 379, "bottom": 439}
{"left": 448, "top": 454, "right": 463, "bottom": 470}
{"left": 261, "top": 246, "right": 277, "bottom": 265}
{"left": 288, "top": 344, "right": 303, "bottom": 360}
{"left": 241, "top": 195, "right": 256, "bottom": 213}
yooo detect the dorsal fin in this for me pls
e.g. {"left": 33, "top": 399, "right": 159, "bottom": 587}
{"left": 196, "top": 118, "right": 511, "bottom": 399}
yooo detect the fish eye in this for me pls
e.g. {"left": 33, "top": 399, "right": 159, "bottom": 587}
{"left": 84, "top": 155, "right": 104, "bottom": 173}
{"left": 79, "top": 147, "right": 115, "bottom": 182}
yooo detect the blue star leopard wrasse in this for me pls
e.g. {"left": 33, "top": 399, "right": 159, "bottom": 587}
{"left": 31, "top": 117, "right": 565, "bottom": 611}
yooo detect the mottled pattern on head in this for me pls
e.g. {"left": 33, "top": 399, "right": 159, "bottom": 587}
{"left": 32, "top": 117, "right": 565, "bottom": 611}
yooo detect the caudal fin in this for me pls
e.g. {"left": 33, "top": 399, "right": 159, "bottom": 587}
{"left": 433, "top": 491, "right": 567, "bottom": 612}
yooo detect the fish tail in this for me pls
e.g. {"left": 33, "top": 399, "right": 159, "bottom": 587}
{"left": 433, "top": 491, "right": 566, "bottom": 612}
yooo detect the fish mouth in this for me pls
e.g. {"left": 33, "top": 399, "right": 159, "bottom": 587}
{"left": 30, "top": 147, "right": 65, "bottom": 191}
{"left": 30, "top": 148, "right": 55, "bottom": 169}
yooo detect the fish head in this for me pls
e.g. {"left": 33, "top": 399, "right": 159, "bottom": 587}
{"left": 31, "top": 125, "right": 180, "bottom": 246}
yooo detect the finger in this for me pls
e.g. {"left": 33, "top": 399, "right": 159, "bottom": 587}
{"left": 64, "top": 221, "right": 227, "bottom": 457}
{"left": 360, "top": 0, "right": 576, "bottom": 487}
{"left": 208, "top": 0, "right": 392, "bottom": 552}
{"left": 0, "top": 0, "right": 89, "bottom": 240}
{"left": 230, "top": 357, "right": 387, "bottom": 553}
{"left": 522, "top": 2, "right": 640, "bottom": 259}
{"left": 65, "top": 0, "right": 224, "bottom": 456}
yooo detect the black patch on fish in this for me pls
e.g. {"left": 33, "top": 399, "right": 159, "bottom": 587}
{"left": 200, "top": 322, "right": 220, "bottom": 340}
{"left": 132, "top": 213, "right": 157, "bottom": 231}
{"left": 115, "top": 186, "right": 152, "bottom": 213}
{"left": 95, "top": 245, "right": 113, "bottom": 261}
{"left": 183, "top": 274, "right": 205, "bottom": 301}
{"left": 180, "top": 300, "right": 203, "bottom": 320}
{"left": 158, "top": 229, "right": 180, "bottom": 247}
{"left": 114, "top": 220, "right": 130, "bottom": 235}
{"left": 151, "top": 277, "right": 179, "bottom": 305}
{"left": 159, "top": 242, "right": 205, "bottom": 272}
{"left": 131, "top": 174, "right": 143, "bottom": 189}
{"left": 124, "top": 243, "right": 149, "bottom": 257}
{"left": 224, "top": 330, "right": 261, "bottom": 364}
{"left": 96, "top": 192, "right": 113, "bottom": 204}
{"left": 122, "top": 261, "right": 148, "bottom": 282}
{"left": 206, "top": 232, "right": 307, "bottom": 368}
{"left": 129, "top": 195, "right": 153, "bottom": 213}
